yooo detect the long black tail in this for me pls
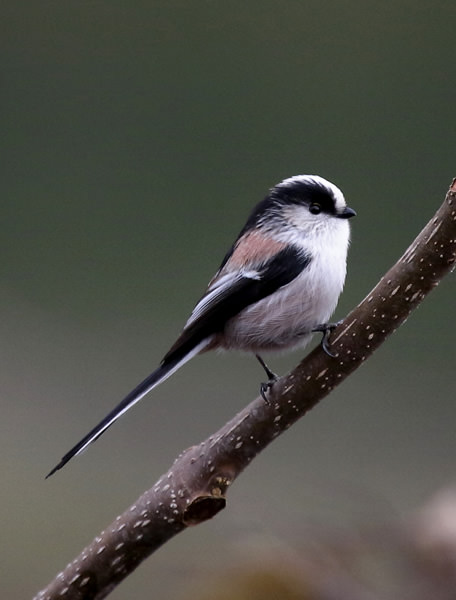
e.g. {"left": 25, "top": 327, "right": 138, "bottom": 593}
{"left": 46, "top": 338, "right": 209, "bottom": 478}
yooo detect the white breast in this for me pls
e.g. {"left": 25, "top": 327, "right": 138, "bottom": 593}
{"left": 220, "top": 219, "right": 350, "bottom": 353}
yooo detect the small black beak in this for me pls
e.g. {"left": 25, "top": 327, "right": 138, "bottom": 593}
{"left": 337, "top": 206, "right": 356, "bottom": 219}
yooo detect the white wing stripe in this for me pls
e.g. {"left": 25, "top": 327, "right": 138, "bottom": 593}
{"left": 186, "top": 269, "right": 260, "bottom": 327}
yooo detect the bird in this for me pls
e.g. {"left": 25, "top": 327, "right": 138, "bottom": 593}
{"left": 47, "top": 174, "right": 355, "bottom": 477}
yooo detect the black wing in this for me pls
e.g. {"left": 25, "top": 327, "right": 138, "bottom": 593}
{"left": 47, "top": 245, "right": 311, "bottom": 477}
{"left": 162, "top": 245, "right": 312, "bottom": 365}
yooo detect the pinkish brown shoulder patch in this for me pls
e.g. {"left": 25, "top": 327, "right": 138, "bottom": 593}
{"left": 225, "top": 231, "right": 286, "bottom": 269}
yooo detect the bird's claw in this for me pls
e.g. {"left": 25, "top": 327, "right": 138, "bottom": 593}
{"left": 256, "top": 354, "right": 279, "bottom": 404}
{"left": 260, "top": 376, "right": 279, "bottom": 405}
{"left": 312, "top": 320, "right": 343, "bottom": 357}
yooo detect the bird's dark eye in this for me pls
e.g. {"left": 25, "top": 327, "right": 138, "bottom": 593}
{"left": 309, "top": 203, "right": 322, "bottom": 215}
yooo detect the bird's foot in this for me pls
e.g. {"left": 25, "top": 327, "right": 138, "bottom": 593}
{"left": 259, "top": 380, "right": 278, "bottom": 404}
{"left": 312, "top": 320, "right": 343, "bottom": 357}
{"left": 256, "top": 354, "right": 279, "bottom": 404}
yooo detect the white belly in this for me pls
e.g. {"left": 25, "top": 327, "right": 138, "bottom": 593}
{"left": 221, "top": 237, "right": 348, "bottom": 353}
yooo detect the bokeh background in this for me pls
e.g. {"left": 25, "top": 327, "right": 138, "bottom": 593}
{"left": 2, "top": 1, "right": 455, "bottom": 598}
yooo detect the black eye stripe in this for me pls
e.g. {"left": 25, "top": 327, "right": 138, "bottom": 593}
{"left": 272, "top": 180, "right": 338, "bottom": 215}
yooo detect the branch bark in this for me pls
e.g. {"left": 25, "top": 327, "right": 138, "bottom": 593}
{"left": 34, "top": 180, "right": 456, "bottom": 600}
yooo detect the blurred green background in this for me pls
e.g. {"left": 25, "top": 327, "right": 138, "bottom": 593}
{"left": 2, "top": 1, "right": 455, "bottom": 598}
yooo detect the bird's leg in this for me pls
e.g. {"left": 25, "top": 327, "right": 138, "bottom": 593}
{"left": 312, "top": 320, "right": 343, "bottom": 357}
{"left": 255, "top": 354, "right": 279, "bottom": 404}
{"left": 256, "top": 354, "right": 277, "bottom": 380}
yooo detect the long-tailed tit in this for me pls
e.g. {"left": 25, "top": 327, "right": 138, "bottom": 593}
{"left": 47, "top": 174, "right": 355, "bottom": 477}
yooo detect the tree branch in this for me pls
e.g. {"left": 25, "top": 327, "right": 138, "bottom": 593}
{"left": 34, "top": 180, "right": 456, "bottom": 600}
